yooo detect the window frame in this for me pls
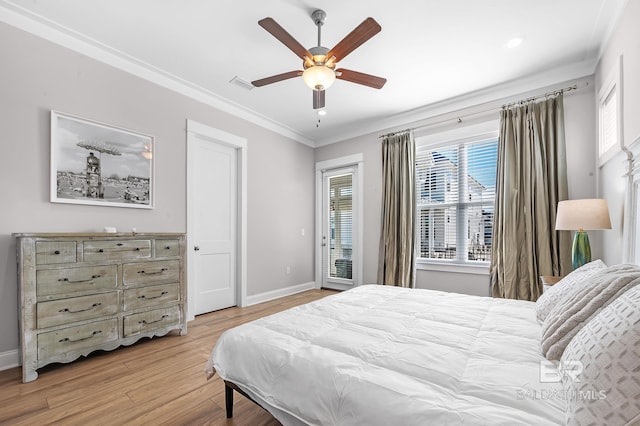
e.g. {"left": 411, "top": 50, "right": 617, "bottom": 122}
{"left": 598, "top": 55, "right": 623, "bottom": 166}
{"left": 415, "top": 127, "right": 498, "bottom": 274}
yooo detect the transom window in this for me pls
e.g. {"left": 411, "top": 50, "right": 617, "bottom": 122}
{"left": 416, "top": 136, "right": 498, "bottom": 264}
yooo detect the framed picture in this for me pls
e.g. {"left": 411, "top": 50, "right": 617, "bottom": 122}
{"left": 50, "top": 111, "right": 154, "bottom": 209}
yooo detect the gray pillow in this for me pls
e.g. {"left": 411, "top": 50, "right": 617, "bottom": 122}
{"left": 561, "top": 284, "right": 640, "bottom": 425}
{"left": 541, "top": 264, "right": 640, "bottom": 360}
{"left": 536, "top": 259, "right": 606, "bottom": 323}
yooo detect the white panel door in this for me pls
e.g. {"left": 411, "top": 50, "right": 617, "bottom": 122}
{"left": 191, "top": 135, "right": 237, "bottom": 314}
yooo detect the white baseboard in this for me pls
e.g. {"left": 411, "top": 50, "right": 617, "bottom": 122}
{"left": 244, "top": 281, "right": 316, "bottom": 306}
{"left": 0, "top": 349, "right": 20, "bottom": 371}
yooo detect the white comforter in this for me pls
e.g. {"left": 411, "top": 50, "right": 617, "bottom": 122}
{"left": 207, "top": 285, "right": 565, "bottom": 425}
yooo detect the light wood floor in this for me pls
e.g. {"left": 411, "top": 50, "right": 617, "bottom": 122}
{"left": 0, "top": 289, "right": 337, "bottom": 425}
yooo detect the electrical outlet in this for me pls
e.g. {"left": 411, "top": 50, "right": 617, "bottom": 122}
{"left": 286, "top": 266, "right": 291, "bottom": 274}
{"left": 301, "top": 228, "right": 305, "bottom": 236}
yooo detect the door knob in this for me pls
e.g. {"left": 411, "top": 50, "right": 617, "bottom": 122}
{"left": 194, "top": 246, "right": 200, "bottom": 251}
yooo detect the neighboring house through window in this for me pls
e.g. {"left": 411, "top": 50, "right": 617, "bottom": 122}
{"left": 416, "top": 132, "right": 498, "bottom": 265}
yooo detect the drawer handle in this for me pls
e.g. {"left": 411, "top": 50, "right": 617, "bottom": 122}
{"left": 165, "top": 246, "right": 172, "bottom": 250}
{"left": 59, "top": 302, "right": 102, "bottom": 314}
{"left": 139, "top": 314, "right": 169, "bottom": 325}
{"left": 137, "top": 268, "right": 168, "bottom": 275}
{"left": 59, "top": 274, "right": 101, "bottom": 284}
{"left": 54, "top": 250, "right": 61, "bottom": 255}
{"left": 117, "top": 243, "right": 124, "bottom": 246}
{"left": 99, "top": 247, "right": 143, "bottom": 253}
{"left": 138, "top": 291, "right": 169, "bottom": 300}
{"left": 59, "top": 330, "right": 102, "bottom": 343}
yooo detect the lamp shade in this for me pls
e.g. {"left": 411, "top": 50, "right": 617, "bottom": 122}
{"left": 555, "top": 199, "right": 612, "bottom": 231}
{"left": 302, "top": 65, "right": 336, "bottom": 90}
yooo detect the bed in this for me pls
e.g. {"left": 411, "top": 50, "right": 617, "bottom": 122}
{"left": 207, "top": 285, "right": 568, "bottom": 425}
{"left": 207, "top": 269, "right": 640, "bottom": 425}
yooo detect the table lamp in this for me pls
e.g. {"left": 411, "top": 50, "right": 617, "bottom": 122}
{"left": 555, "top": 199, "right": 612, "bottom": 269}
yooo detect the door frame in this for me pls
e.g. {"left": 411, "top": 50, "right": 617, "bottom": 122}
{"left": 315, "top": 153, "right": 363, "bottom": 289}
{"left": 186, "top": 119, "right": 247, "bottom": 321}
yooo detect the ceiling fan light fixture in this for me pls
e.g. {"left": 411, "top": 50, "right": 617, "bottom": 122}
{"left": 302, "top": 65, "right": 335, "bottom": 90}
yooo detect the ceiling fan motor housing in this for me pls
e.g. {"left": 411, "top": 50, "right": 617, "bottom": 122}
{"left": 306, "top": 46, "right": 333, "bottom": 68}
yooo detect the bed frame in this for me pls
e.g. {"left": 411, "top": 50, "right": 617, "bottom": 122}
{"left": 224, "top": 380, "right": 267, "bottom": 418}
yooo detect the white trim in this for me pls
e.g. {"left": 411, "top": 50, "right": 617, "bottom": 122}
{"left": 314, "top": 74, "right": 596, "bottom": 147}
{"left": 186, "top": 120, "right": 248, "bottom": 321}
{"left": 0, "top": 4, "right": 314, "bottom": 148}
{"left": 416, "top": 261, "right": 490, "bottom": 275}
{"left": 244, "top": 282, "right": 316, "bottom": 306}
{"left": 0, "top": 349, "right": 20, "bottom": 371}
{"left": 315, "top": 154, "right": 364, "bottom": 289}
{"left": 597, "top": 55, "right": 623, "bottom": 166}
{"left": 416, "top": 125, "right": 499, "bottom": 150}
{"left": 187, "top": 121, "right": 248, "bottom": 149}
{"left": 315, "top": 154, "right": 364, "bottom": 171}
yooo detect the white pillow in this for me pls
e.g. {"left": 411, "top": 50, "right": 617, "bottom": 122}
{"left": 561, "top": 284, "right": 640, "bottom": 425}
{"left": 535, "top": 259, "right": 606, "bottom": 323}
{"left": 541, "top": 264, "right": 640, "bottom": 360}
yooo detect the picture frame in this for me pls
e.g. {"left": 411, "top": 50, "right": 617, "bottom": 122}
{"left": 50, "top": 111, "right": 154, "bottom": 209}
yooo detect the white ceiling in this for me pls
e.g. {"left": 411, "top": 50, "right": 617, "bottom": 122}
{"left": 0, "top": 0, "right": 626, "bottom": 146}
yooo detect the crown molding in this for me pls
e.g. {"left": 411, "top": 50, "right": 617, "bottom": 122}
{"left": 314, "top": 59, "right": 598, "bottom": 147}
{"left": 0, "top": 2, "right": 316, "bottom": 148}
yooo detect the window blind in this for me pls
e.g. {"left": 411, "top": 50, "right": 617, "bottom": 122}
{"left": 328, "top": 173, "right": 353, "bottom": 279}
{"left": 416, "top": 138, "right": 497, "bottom": 263}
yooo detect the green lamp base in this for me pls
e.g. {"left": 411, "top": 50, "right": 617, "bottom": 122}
{"left": 572, "top": 230, "right": 591, "bottom": 270}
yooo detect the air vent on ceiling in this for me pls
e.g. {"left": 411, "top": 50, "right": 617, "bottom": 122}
{"left": 229, "top": 76, "right": 254, "bottom": 91}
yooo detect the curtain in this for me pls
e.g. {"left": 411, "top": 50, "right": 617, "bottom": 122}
{"left": 490, "top": 94, "right": 571, "bottom": 301}
{"left": 378, "top": 131, "right": 416, "bottom": 288}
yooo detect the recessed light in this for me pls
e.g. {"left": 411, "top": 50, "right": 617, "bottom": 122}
{"left": 317, "top": 110, "right": 327, "bottom": 116}
{"left": 506, "top": 37, "right": 524, "bottom": 49}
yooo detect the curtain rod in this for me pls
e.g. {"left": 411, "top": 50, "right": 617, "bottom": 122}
{"left": 378, "top": 82, "right": 584, "bottom": 139}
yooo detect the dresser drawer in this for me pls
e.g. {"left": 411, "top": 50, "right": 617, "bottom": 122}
{"left": 122, "top": 260, "right": 180, "bottom": 286}
{"left": 37, "top": 292, "right": 119, "bottom": 329}
{"left": 84, "top": 239, "right": 151, "bottom": 262}
{"left": 36, "top": 265, "right": 117, "bottom": 298}
{"left": 123, "top": 306, "right": 180, "bottom": 337}
{"left": 124, "top": 283, "right": 179, "bottom": 311}
{"left": 37, "top": 318, "right": 118, "bottom": 360}
{"left": 36, "top": 242, "right": 76, "bottom": 265}
{"left": 156, "top": 239, "right": 181, "bottom": 258}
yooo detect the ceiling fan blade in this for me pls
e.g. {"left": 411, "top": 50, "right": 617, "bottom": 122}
{"left": 336, "top": 68, "right": 387, "bottom": 89}
{"left": 252, "top": 71, "right": 302, "bottom": 87}
{"left": 327, "top": 17, "right": 381, "bottom": 62}
{"left": 313, "top": 89, "right": 325, "bottom": 109}
{"left": 258, "top": 17, "right": 312, "bottom": 61}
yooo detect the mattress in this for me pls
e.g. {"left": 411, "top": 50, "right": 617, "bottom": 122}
{"left": 207, "top": 285, "right": 565, "bottom": 425}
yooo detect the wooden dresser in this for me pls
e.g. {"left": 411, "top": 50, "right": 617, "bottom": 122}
{"left": 14, "top": 232, "right": 187, "bottom": 382}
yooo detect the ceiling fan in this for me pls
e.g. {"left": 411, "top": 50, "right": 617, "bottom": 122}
{"left": 251, "top": 9, "right": 387, "bottom": 110}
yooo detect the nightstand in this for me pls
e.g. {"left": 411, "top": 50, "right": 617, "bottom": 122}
{"left": 540, "top": 275, "right": 563, "bottom": 292}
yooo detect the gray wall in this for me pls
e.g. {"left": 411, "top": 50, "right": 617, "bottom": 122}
{"left": 596, "top": 0, "right": 640, "bottom": 266}
{"left": 0, "top": 23, "right": 315, "bottom": 354}
{"left": 315, "top": 82, "right": 599, "bottom": 297}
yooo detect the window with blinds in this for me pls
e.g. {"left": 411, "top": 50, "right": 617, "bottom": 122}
{"left": 598, "top": 58, "right": 622, "bottom": 163}
{"left": 416, "top": 137, "right": 498, "bottom": 263}
{"left": 329, "top": 173, "right": 353, "bottom": 279}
